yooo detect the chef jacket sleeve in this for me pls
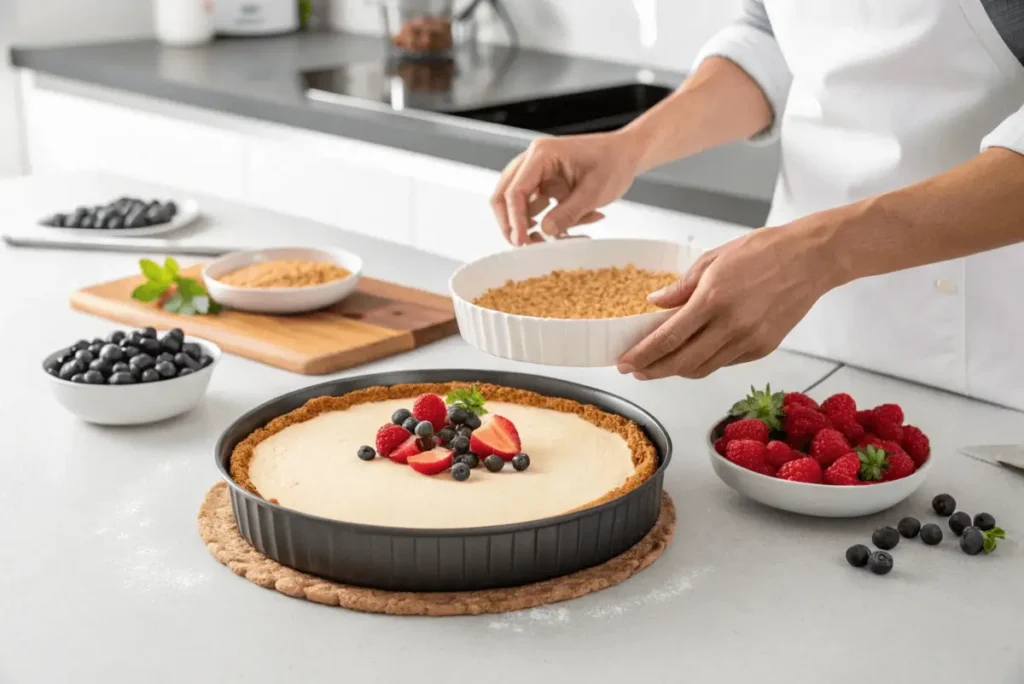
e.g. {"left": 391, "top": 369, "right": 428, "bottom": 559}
{"left": 981, "top": 105, "right": 1024, "bottom": 156}
{"left": 691, "top": 0, "right": 792, "bottom": 144}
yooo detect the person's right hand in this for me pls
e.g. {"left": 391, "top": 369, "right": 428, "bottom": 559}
{"left": 490, "top": 132, "right": 643, "bottom": 246}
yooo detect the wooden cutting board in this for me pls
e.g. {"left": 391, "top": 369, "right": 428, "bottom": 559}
{"left": 70, "top": 266, "right": 458, "bottom": 375}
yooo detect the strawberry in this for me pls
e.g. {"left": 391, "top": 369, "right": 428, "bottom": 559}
{"left": 881, "top": 451, "right": 916, "bottom": 482}
{"left": 407, "top": 446, "right": 454, "bottom": 475}
{"left": 777, "top": 457, "right": 823, "bottom": 484}
{"left": 783, "top": 405, "right": 830, "bottom": 450}
{"left": 783, "top": 392, "right": 820, "bottom": 413}
{"left": 375, "top": 424, "right": 410, "bottom": 458}
{"left": 809, "top": 428, "right": 851, "bottom": 468}
{"left": 714, "top": 437, "right": 728, "bottom": 456}
{"left": 855, "top": 445, "right": 888, "bottom": 482}
{"left": 900, "top": 425, "right": 930, "bottom": 466}
{"left": 389, "top": 434, "right": 423, "bottom": 464}
{"left": 723, "top": 418, "right": 770, "bottom": 445}
{"left": 858, "top": 434, "right": 884, "bottom": 449}
{"left": 873, "top": 419, "right": 904, "bottom": 442}
{"left": 878, "top": 439, "right": 907, "bottom": 457}
{"left": 823, "top": 453, "right": 860, "bottom": 485}
{"left": 469, "top": 414, "right": 521, "bottom": 460}
{"left": 729, "top": 384, "right": 785, "bottom": 431}
{"left": 855, "top": 410, "right": 875, "bottom": 431}
{"left": 831, "top": 412, "right": 866, "bottom": 444}
{"left": 872, "top": 403, "right": 905, "bottom": 426}
{"left": 764, "top": 440, "right": 799, "bottom": 469}
{"left": 412, "top": 393, "right": 448, "bottom": 431}
{"left": 820, "top": 393, "right": 856, "bottom": 417}
{"left": 725, "top": 439, "right": 768, "bottom": 473}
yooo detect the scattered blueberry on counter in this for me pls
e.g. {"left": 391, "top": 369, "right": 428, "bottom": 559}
{"left": 41, "top": 197, "right": 179, "bottom": 230}
{"left": 871, "top": 526, "right": 900, "bottom": 551}
{"left": 45, "top": 327, "right": 212, "bottom": 385}
{"left": 897, "top": 517, "right": 920, "bottom": 539}
{"left": 931, "top": 493, "right": 956, "bottom": 516}
{"left": 867, "top": 551, "right": 893, "bottom": 575}
{"left": 948, "top": 511, "right": 971, "bottom": 536}
{"left": 512, "top": 453, "right": 531, "bottom": 472}
{"left": 920, "top": 523, "right": 943, "bottom": 545}
{"left": 845, "top": 544, "right": 871, "bottom": 568}
{"left": 452, "top": 462, "right": 471, "bottom": 481}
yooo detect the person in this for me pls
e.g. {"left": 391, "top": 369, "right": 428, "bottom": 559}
{"left": 489, "top": 1, "right": 1024, "bottom": 411}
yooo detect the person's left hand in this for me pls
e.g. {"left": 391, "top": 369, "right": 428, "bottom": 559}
{"left": 617, "top": 220, "right": 842, "bottom": 379}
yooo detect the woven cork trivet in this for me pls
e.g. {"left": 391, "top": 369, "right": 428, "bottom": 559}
{"left": 198, "top": 482, "right": 676, "bottom": 616}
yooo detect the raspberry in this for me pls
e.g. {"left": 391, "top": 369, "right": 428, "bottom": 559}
{"left": 873, "top": 420, "right": 904, "bottom": 442}
{"left": 764, "top": 440, "right": 799, "bottom": 469}
{"left": 831, "top": 412, "right": 866, "bottom": 444}
{"left": 412, "top": 393, "right": 448, "bottom": 431}
{"left": 714, "top": 437, "right": 728, "bottom": 456}
{"left": 855, "top": 410, "right": 875, "bottom": 431}
{"left": 777, "top": 457, "right": 823, "bottom": 484}
{"left": 783, "top": 392, "right": 820, "bottom": 412}
{"left": 723, "top": 418, "right": 770, "bottom": 444}
{"left": 783, "top": 405, "right": 830, "bottom": 450}
{"left": 820, "top": 393, "right": 856, "bottom": 417}
{"left": 754, "top": 462, "right": 778, "bottom": 477}
{"left": 375, "top": 424, "right": 410, "bottom": 457}
{"left": 725, "top": 439, "right": 769, "bottom": 473}
{"left": 809, "top": 428, "right": 851, "bottom": 468}
{"left": 900, "top": 425, "right": 930, "bottom": 466}
{"left": 873, "top": 403, "right": 905, "bottom": 426}
{"left": 882, "top": 451, "right": 916, "bottom": 482}
{"left": 824, "top": 453, "right": 860, "bottom": 485}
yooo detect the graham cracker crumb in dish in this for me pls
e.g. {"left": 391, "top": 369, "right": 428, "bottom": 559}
{"left": 229, "top": 382, "right": 659, "bottom": 515}
{"left": 217, "top": 259, "right": 351, "bottom": 289}
{"left": 472, "top": 265, "right": 679, "bottom": 319}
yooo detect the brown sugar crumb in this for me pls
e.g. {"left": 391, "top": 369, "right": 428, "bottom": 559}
{"left": 217, "top": 260, "right": 351, "bottom": 289}
{"left": 472, "top": 264, "right": 679, "bottom": 319}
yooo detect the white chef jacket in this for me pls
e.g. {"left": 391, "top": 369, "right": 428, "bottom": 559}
{"left": 694, "top": 0, "right": 1024, "bottom": 411}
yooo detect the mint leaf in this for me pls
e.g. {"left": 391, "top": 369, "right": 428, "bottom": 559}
{"left": 132, "top": 281, "right": 169, "bottom": 303}
{"left": 192, "top": 295, "right": 211, "bottom": 315}
{"left": 162, "top": 291, "right": 185, "bottom": 313}
{"left": 981, "top": 527, "right": 1006, "bottom": 554}
{"left": 164, "top": 257, "right": 180, "bottom": 279}
{"left": 446, "top": 385, "right": 488, "bottom": 416}
{"left": 140, "top": 258, "right": 169, "bottom": 283}
{"left": 176, "top": 277, "right": 206, "bottom": 298}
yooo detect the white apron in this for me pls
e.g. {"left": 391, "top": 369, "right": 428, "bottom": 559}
{"left": 764, "top": 0, "right": 1024, "bottom": 410}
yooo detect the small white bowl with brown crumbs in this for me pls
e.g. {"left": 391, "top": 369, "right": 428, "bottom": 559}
{"left": 449, "top": 238, "right": 702, "bottom": 367}
{"left": 203, "top": 247, "right": 362, "bottom": 314}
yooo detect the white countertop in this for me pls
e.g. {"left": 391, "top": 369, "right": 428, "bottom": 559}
{"left": 1, "top": 175, "right": 1022, "bottom": 684}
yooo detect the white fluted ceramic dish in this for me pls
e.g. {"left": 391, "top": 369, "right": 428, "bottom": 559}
{"left": 449, "top": 238, "right": 699, "bottom": 367}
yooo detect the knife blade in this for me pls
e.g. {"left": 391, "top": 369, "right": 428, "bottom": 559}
{"left": 957, "top": 445, "right": 1024, "bottom": 476}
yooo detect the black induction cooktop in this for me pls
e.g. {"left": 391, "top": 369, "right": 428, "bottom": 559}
{"left": 302, "top": 47, "right": 671, "bottom": 136}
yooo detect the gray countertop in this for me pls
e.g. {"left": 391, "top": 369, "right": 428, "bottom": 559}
{"left": 10, "top": 32, "right": 779, "bottom": 227}
{"left": 2, "top": 173, "right": 1023, "bottom": 683}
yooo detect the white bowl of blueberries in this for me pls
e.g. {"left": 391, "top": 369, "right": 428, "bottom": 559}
{"left": 43, "top": 326, "right": 221, "bottom": 425}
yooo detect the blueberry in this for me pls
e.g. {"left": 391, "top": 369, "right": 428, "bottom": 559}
{"left": 59, "top": 360, "right": 84, "bottom": 380}
{"left": 166, "top": 328, "right": 185, "bottom": 341}
{"left": 462, "top": 452, "right": 480, "bottom": 469}
{"left": 199, "top": 355, "right": 213, "bottom": 368}
{"left": 402, "top": 417, "right": 419, "bottom": 433}
{"left": 178, "top": 368, "right": 195, "bottom": 377}
{"left": 129, "top": 331, "right": 146, "bottom": 345}
{"left": 130, "top": 353, "right": 156, "bottom": 372}
{"left": 111, "top": 362, "right": 130, "bottom": 374}
{"left": 140, "top": 326, "right": 157, "bottom": 339}
{"left": 447, "top": 405, "right": 469, "bottom": 425}
{"left": 845, "top": 544, "right": 871, "bottom": 568}
{"left": 71, "top": 373, "right": 87, "bottom": 383}
{"left": 357, "top": 445, "right": 376, "bottom": 461}
{"left": 414, "top": 421, "right": 434, "bottom": 439}
{"left": 108, "top": 371, "right": 136, "bottom": 385}
{"left": 973, "top": 512, "right": 996, "bottom": 531}
{"left": 867, "top": 551, "right": 894, "bottom": 575}
{"left": 99, "top": 344, "right": 124, "bottom": 363}
{"left": 392, "top": 408, "right": 413, "bottom": 426}
{"left": 106, "top": 215, "right": 124, "bottom": 230}
{"left": 123, "top": 346, "right": 141, "bottom": 360}
{"left": 512, "top": 453, "right": 530, "bottom": 471}
{"left": 920, "top": 523, "right": 943, "bottom": 545}
{"left": 949, "top": 511, "right": 971, "bottom": 536}
{"left": 436, "top": 427, "right": 456, "bottom": 446}
{"left": 73, "top": 349, "right": 94, "bottom": 365}
{"left": 465, "top": 413, "right": 482, "bottom": 430}
{"left": 140, "top": 337, "right": 161, "bottom": 355}
{"left": 88, "top": 342, "right": 103, "bottom": 356}
{"left": 450, "top": 435, "right": 470, "bottom": 455}
{"left": 960, "top": 527, "right": 984, "bottom": 555}
{"left": 174, "top": 352, "right": 200, "bottom": 371}
{"left": 155, "top": 361, "right": 177, "bottom": 378}
{"left": 181, "top": 342, "right": 202, "bottom": 360}
{"left": 932, "top": 493, "right": 956, "bottom": 517}
{"left": 140, "top": 369, "right": 161, "bottom": 383}
{"left": 72, "top": 339, "right": 90, "bottom": 352}
{"left": 156, "top": 352, "right": 175, "bottom": 364}
{"left": 82, "top": 370, "right": 105, "bottom": 385}
{"left": 897, "top": 517, "right": 921, "bottom": 539}
{"left": 160, "top": 334, "right": 183, "bottom": 354}
{"left": 457, "top": 425, "right": 473, "bottom": 438}
{"left": 107, "top": 330, "right": 126, "bottom": 344}
{"left": 484, "top": 455, "right": 504, "bottom": 472}
{"left": 452, "top": 462, "right": 471, "bottom": 481}
{"left": 44, "top": 357, "right": 62, "bottom": 374}
{"left": 872, "top": 526, "right": 900, "bottom": 551}
{"left": 45, "top": 366, "right": 59, "bottom": 377}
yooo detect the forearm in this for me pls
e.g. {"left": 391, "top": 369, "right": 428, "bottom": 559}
{"left": 617, "top": 57, "right": 774, "bottom": 173}
{"left": 816, "top": 148, "right": 1024, "bottom": 287}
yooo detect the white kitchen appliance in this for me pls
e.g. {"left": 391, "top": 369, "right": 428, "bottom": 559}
{"left": 215, "top": 0, "right": 299, "bottom": 36}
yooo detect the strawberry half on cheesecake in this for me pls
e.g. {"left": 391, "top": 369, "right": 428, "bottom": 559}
{"left": 229, "top": 382, "right": 659, "bottom": 529}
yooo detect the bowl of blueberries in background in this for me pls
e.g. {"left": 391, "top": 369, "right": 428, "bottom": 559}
{"left": 43, "top": 326, "right": 221, "bottom": 425}
{"left": 39, "top": 196, "right": 200, "bottom": 238}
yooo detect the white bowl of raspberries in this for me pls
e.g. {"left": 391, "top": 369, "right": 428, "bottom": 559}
{"left": 707, "top": 386, "right": 934, "bottom": 518}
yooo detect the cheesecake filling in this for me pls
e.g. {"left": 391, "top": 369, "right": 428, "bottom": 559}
{"left": 248, "top": 399, "right": 637, "bottom": 529}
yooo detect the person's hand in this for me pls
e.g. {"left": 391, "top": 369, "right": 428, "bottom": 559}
{"left": 490, "top": 132, "right": 643, "bottom": 246}
{"left": 617, "top": 220, "right": 842, "bottom": 379}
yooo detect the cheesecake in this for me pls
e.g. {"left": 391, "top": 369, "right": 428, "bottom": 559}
{"left": 230, "top": 382, "right": 658, "bottom": 529}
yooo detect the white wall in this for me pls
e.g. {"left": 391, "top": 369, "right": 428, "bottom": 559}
{"left": 0, "top": 0, "right": 153, "bottom": 178}
{"left": 330, "top": 0, "right": 739, "bottom": 71}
